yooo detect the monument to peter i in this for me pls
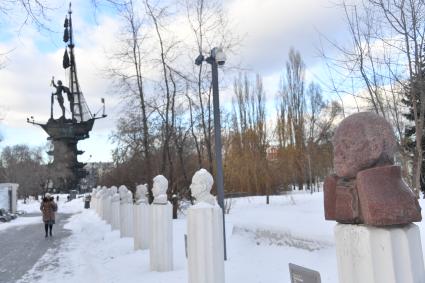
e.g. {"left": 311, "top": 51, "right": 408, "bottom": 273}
{"left": 29, "top": 3, "right": 106, "bottom": 193}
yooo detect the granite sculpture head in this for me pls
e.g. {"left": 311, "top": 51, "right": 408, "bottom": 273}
{"left": 333, "top": 112, "right": 396, "bottom": 179}
{"left": 324, "top": 112, "right": 421, "bottom": 225}
{"left": 190, "top": 169, "right": 215, "bottom": 205}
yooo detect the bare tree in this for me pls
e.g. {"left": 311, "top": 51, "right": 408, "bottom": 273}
{"left": 321, "top": 0, "right": 425, "bottom": 195}
{"left": 107, "top": 0, "right": 154, "bottom": 194}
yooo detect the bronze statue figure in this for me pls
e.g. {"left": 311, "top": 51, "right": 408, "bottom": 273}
{"left": 51, "top": 78, "right": 74, "bottom": 118}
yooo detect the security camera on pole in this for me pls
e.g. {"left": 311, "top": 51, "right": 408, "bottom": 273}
{"left": 195, "top": 47, "right": 227, "bottom": 260}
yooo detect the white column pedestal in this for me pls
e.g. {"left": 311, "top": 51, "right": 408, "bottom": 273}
{"left": 106, "top": 196, "right": 113, "bottom": 229}
{"left": 335, "top": 223, "right": 425, "bottom": 283}
{"left": 99, "top": 199, "right": 105, "bottom": 220}
{"left": 126, "top": 203, "right": 134, "bottom": 237}
{"left": 111, "top": 199, "right": 120, "bottom": 231}
{"left": 134, "top": 203, "right": 150, "bottom": 250}
{"left": 119, "top": 202, "right": 127, "bottom": 237}
{"left": 150, "top": 203, "right": 173, "bottom": 272}
{"left": 187, "top": 203, "right": 224, "bottom": 283}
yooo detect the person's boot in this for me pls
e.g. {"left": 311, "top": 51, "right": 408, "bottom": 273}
{"left": 49, "top": 231, "right": 52, "bottom": 237}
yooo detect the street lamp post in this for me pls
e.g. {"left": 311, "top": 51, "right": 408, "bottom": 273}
{"left": 195, "top": 47, "right": 227, "bottom": 260}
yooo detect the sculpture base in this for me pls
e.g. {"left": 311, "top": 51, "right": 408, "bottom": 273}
{"left": 335, "top": 223, "right": 425, "bottom": 283}
{"left": 134, "top": 203, "right": 150, "bottom": 250}
{"left": 187, "top": 203, "right": 224, "bottom": 283}
{"left": 111, "top": 200, "right": 120, "bottom": 231}
{"left": 150, "top": 203, "right": 173, "bottom": 272}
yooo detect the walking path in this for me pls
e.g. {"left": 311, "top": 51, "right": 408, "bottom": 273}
{"left": 0, "top": 213, "right": 72, "bottom": 283}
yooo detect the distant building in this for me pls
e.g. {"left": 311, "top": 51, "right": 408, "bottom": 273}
{"left": 80, "top": 162, "right": 113, "bottom": 192}
{"left": 266, "top": 146, "right": 279, "bottom": 161}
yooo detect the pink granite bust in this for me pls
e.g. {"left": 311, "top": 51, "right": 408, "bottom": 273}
{"left": 324, "top": 112, "right": 421, "bottom": 225}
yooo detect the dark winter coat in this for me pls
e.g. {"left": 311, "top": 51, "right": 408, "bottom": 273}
{"left": 40, "top": 199, "right": 58, "bottom": 223}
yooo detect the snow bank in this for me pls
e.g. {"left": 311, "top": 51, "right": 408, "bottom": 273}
{"left": 0, "top": 216, "right": 42, "bottom": 231}
{"left": 20, "top": 192, "right": 425, "bottom": 283}
{"left": 17, "top": 194, "right": 85, "bottom": 214}
{"left": 20, "top": 192, "right": 339, "bottom": 283}
{"left": 228, "top": 193, "right": 335, "bottom": 250}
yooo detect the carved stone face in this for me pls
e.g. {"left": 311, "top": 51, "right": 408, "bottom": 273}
{"left": 190, "top": 169, "right": 214, "bottom": 202}
{"left": 126, "top": 191, "right": 133, "bottom": 203}
{"left": 152, "top": 175, "right": 168, "bottom": 198}
{"left": 333, "top": 112, "right": 396, "bottom": 179}
{"left": 135, "top": 184, "right": 148, "bottom": 201}
{"left": 118, "top": 185, "right": 128, "bottom": 197}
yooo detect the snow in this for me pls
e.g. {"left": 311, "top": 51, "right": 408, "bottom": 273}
{"left": 11, "top": 191, "right": 425, "bottom": 283}
{"left": 0, "top": 216, "right": 42, "bottom": 231}
{"left": 0, "top": 195, "right": 85, "bottom": 232}
{"left": 17, "top": 195, "right": 85, "bottom": 215}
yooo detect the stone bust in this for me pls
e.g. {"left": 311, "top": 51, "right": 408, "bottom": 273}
{"left": 126, "top": 190, "right": 133, "bottom": 204}
{"left": 190, "top": 169, "right": 217, "bottom": 206}
{"left": 152, "top": 175, "right": 168, "bottom": 204}
{"left": 333, "top": 112, "right": 396, "bottom": 178}
{"left": 119, "top": 185, "right": 128, "bottom": 204}
{"left": 324, "top": 112, "right": 421, "bottom": 225}
{"left": 135, "top": 184, "right": 148, "bottom": 204}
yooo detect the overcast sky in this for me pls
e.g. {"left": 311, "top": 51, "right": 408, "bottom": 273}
{"left": 0, "top": 0, "right": 351, "bottom": 162}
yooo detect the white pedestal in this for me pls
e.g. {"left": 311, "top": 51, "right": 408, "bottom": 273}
{"left": 126, "top": 203, "right": 134, "bottom": 237}
{"left": 187, "top": 203, "right": 224, "bottom": 283}
{"left": 111, "top": 199, "right": 120, "bottom": 231}
{"left": 90, "top": 196, "right": 95, "bottom": 211}
{"left": 134, "top": 203, "right": 150, "bottom": 250}
{"left": 150, "top": 203, "right": 173, "bottom": 272}
{"left": 120, "top": 202, "right": 127, "bottom": 237}
{"left": 335, "top": 223, "right": 425, "bottom": 283}
{"left": 104, "top": 196, "right": 112, "bottom": 228}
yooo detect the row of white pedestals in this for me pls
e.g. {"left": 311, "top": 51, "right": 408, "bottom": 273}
{"left": 89, "top": 170, "right": 225, "bottom": 283}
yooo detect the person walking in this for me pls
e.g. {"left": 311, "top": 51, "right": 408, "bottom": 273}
{"left": 40, "top": 193, "right": 58, "bottom": 238}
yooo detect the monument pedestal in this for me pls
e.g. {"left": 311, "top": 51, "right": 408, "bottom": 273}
{"left": 335, "top": 223, "right": 425, "bottom": 283}
{"left": 111, "top": 197, "right": 120, "bottom": 231}
{"left": 150, "top": 203, "right": 173, "bottom": 272}
{"left": 125, "top": 202, "right": 134, "bottom": 237}
{"left": 119, "top": 202, "right": 127, "bottom": 237}
{"left": 134, "top": 203, "right": 150, "bottom": 250}
{"left": 187, "top": 203, "right": 224, "bottom": 283}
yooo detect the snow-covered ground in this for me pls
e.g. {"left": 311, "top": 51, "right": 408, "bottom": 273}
{"left": 0, "top": 195, "right": 85, "bottom": 233}
{"left": 8, "top": 192, "right": 425, "bottom": 283}
{"left": 0, "top": 216, "right": 42, "bottom": 231}
{"left": 16, "top": 195, "right": 85, "bottom": 215}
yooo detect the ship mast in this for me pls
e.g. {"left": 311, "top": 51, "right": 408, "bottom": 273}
{"left": 65, "top": 3, "right": 87, "bottom": 122}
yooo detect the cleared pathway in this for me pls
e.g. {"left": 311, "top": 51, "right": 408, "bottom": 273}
{"left": 0, "top": 213, "right": 72, "bottom": 283}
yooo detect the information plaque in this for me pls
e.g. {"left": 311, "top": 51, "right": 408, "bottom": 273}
{"left": 289, "top": 263, "right": 321, "bottom": 283}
